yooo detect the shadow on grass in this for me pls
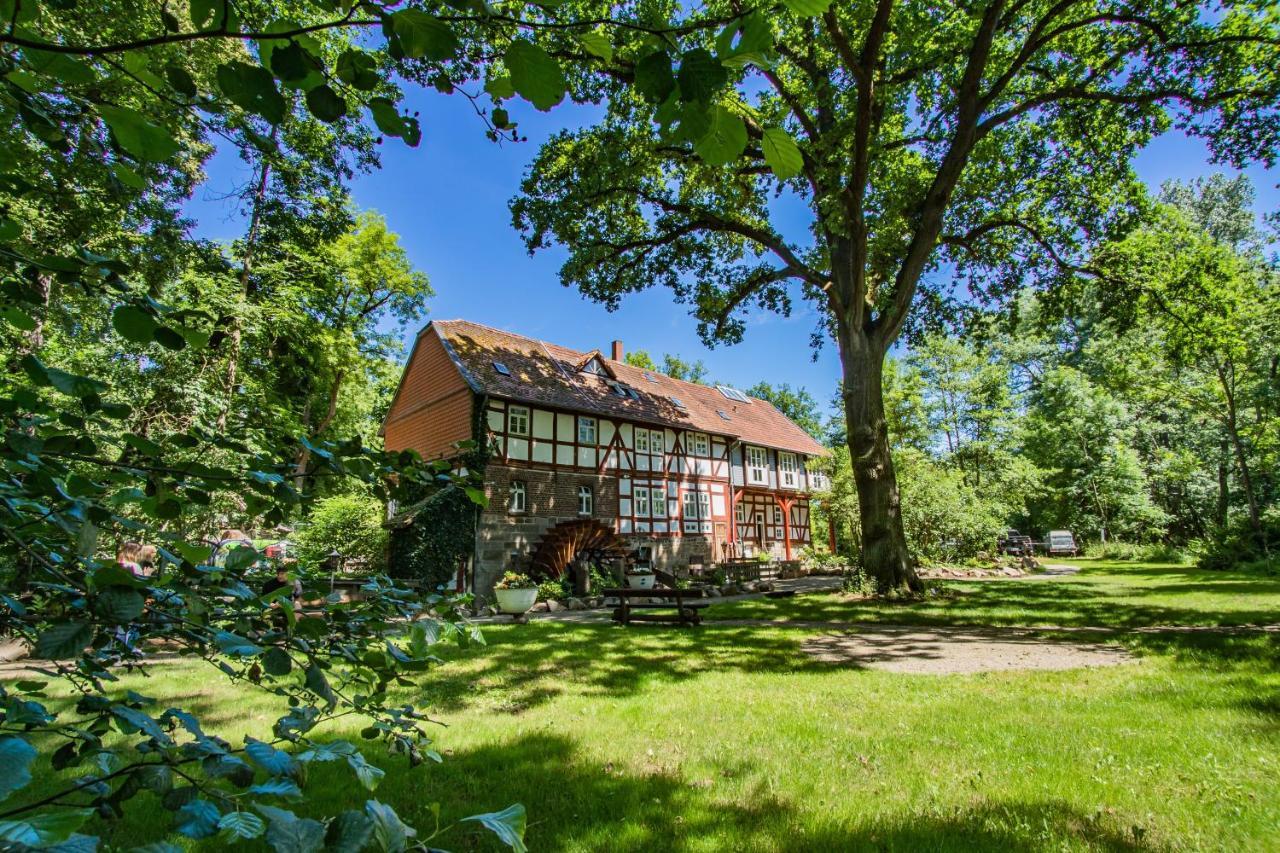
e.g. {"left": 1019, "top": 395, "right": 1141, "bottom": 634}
{"left": 703, "top": 569, "right": 1280, "bottom": 629}
{"left": 295, "top": 731, "right": 1159, "bottom": 852}
{"left": 420, "top": 622, "right": 829, "bottom": 714}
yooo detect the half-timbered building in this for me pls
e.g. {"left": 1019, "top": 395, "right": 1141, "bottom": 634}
{"left": 381, "top": 319, "right": 827, "bottom": 597}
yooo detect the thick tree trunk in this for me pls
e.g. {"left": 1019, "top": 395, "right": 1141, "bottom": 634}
{"left": 840, "top": 338, "right": 922, "bottom": 593}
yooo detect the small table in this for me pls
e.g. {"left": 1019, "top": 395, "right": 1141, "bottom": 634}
{"left": 603, "top": 587, "right": 709, "bottom": 627}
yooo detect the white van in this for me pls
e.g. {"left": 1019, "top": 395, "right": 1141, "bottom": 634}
{"left": 1046, "top": 530, "right": 1078, "bottom": 556}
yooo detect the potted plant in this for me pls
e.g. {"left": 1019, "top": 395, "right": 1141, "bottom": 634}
{"left": 624, "top": 566, "right": 656, "bottom": 590}
{"left": 493, "top": 572, "right": 537, "bottom": 614}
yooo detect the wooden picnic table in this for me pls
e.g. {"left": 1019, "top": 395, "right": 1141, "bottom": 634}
{"left": 603, "top": 587, "right": 708, "bottom": 627}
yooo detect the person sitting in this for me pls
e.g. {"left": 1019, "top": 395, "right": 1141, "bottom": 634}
{"left": 116, "top": 541, "right": 145, "bottom": 577}
{"left": 262, "top": 565, "right": 302, "bottom": 603}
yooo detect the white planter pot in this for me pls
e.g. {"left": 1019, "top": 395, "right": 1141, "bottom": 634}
{"left": 494, "top": 587, "right": 537, "bottom": 614}
{"left": 625, "top": 573, "right": 655, "bottom": 590}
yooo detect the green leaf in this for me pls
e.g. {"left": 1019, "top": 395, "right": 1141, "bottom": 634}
{"left": 24, "top": 50, "right": 97, "bottom": 86}
{"left": 392, "top": 11, "right": 459, "bottom": 61}
{"left": 761, "top": 127, "right": 803, "bottom": 178}
{"left": 694, "top": 105, "right": 747, "bottom": 165}
{"left": 256, "top": 804, "right": 326, "bottom": 853}
{"left": 224, "top": 544, "right": 260, "bottom": 571}
{"left": 98, "top": 105, "right": 180, "bottom": 161}
{"left": 577, "top": 31, "right": 613, "bottom": 63}
{"left": 265, "top": 40, "right": 317, "bottom": 84}
{"left": 368, "top": 98, "right": 407, "bottom": 139}
{"left": 1, "top": 306, "right": 36, "bottom": 331}
{"left": 22, "top": 354, "right": 108, "bottom": 398}
{"left": 505, "top": 39, "right": 566, "bottom": 111}
{"left": 364, "top": 800, "right": 416, "bottom": 853}
{"left": 249, "top": 779, "right": 302, "bottom": 799}
{"left": 112, "top": 305, "right": 159, "bottom": 343}
{"left": 347, "top": 755, "right": 385, "bottom": 792}
{"left": 33, "top": 622, "right": 92, "bottom": 660}
{"left": 0, "top": 809, "right": 94, "bottom": 847}
{"left": 96, "top": 587, "right": 145, "bottom": 623}
{"left": 217, "top": 61, "right": 286, "bottom": 124}
{"left": 218, "top": 810, "right": 265, "bottom": 841}
{"left": 164, "top": 63, "right": 198, "bottom": 97}
{"left": 176, "top": 798, "right": 221, "bottom": 839}
{"left": 484, "top": 74, "right": 515, "bottom": 101}
{"left": 0, "top": 737, "right": 36, "bottom": 802}
{"left": 305, "top": 85, "right": 347, "bottom": 123}
{"left": 190, "top": 0, "right": 220, "bottom": 30}
{"left": 781, "top": 0, "right": 833, "bottom": 14}
{"left": 214, "top": 631, "right": 262, "bottom": 657}
{"left": 261, "top": 646, "right": 293, "bottom": 676}
{"left": 111, "top": 705, "right": 172, "bottom": 744}
{"left": 112, "top": 162, "right": 146, "bottom": 189}
{"left": 304, "top": 664, "right": 337, "bottom": 711}
{"left": 677, "top": 48, "right": 727, "bottom": 104}
{"left": 336, "top": 50, "right": 379, "bottom": 91}
{"left": 324, "top": 810, "right": 374, "bottom": 853}
{"left": 633, "top": 51, "right": 675, "bottom": 104}
{"left": 246, "top": 737, "right": 296, "bottom": 776}
{"left": 463, "top": 804, "right": 527, "bottom": 853}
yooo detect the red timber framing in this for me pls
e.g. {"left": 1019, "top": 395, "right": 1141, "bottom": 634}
{"left": 483, "top": 396, "right": 813, "bottom": 550}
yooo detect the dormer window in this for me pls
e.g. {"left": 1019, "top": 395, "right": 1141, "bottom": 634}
{"left": 580, "top": 357, "right": 607, "bottom": 375}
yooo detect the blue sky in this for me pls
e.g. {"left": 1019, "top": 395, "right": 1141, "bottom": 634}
{"left": 186, "top": 88, "right": 1279, "bottom": 415}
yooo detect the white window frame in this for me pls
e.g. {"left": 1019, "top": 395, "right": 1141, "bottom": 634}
{"left": 508, "top": 405, "right": 530, "bottom": 437}
{"left": 735, "top": 502, "right": 745, "bottom": 522}
{"left": 578, "top": 417, "right": 597, "bottom": 445}
{"left": 697, "top": 491, "right": 710, "bottom": 521}
{"left": 773, "top": 506, "right": 784, "bottom": 525}
{"left": 650, "top": 430, "right": 665, "bottom": 456}
{"left": 692, "top": 432, "right": 709, "bottom": 456}
{"left": 682, "top": 490, "right": 698, "bottom": 520}
{"left": 652, "top": 485, "right": 666, "bottom": 517}
{"left": 635, "top": 428, "right": 649, "bottom": 453}
{"left": 508, "top": 480, "right": 526, "bottom": 513}
{"left": 747, "top": 446, "right": 768, "bottom": 484}
{"left": 635, "top": 487, "right": 650, "bottom": 518}
{"left": 577, "top": 485, "right": 593, "bottom": 516}
{"left": 779, "top": 452, "right": 798, "bottom": 488}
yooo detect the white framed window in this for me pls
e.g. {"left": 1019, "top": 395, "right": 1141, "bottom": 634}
{"left": 652, "top": 486, "right": 666, "bottom": 517}
{"left": 578, "top": 417, "right": 597, "bottom": 445}
{"left": 578, "top": 485, "right": 593, "bottom": 516}
{"left": 692, "top": 432, "right": 709, "bottom": 456}
{"left": 682, "top": 490, "right": 698, "bottom": 520}
{"left": 779, "top": 452, "right": 798, "bottom": 488}
{"left": 508, "top": 480, "right": 526, "bottom": 513}
{"left": 508, "top": 405, "right": 530, "bottom": 436}
{"left": 698, "top": 491, "right": 710, "bottom": 520}
{"left": 735, "top": 502, "right": 745, "bottom": 522}
{"left": 635, "top": 428, "right": 649, "bottom": 453}
{"left": 635, "top": 487, "right": 650, "bottom": 518}
{"left": 773, "top": 506, "right": 784, "bottom": 525}
{"left": 747, "top": 446, "right": 768, "bottom": 484}
{"left": 650, "top": 430, "right": 664, "bottom": 455}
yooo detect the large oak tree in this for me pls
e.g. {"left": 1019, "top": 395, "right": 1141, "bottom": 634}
{"left": 512, "top": 0, "right": 1280, "bottom": 591}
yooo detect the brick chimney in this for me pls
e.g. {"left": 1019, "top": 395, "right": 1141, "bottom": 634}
{"left": 611, "top": 340, "right": 624, "bottom": 361}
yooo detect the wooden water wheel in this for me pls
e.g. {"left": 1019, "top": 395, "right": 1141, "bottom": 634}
{"left": 529, "top": 519, "right": 629, "bottom": 578}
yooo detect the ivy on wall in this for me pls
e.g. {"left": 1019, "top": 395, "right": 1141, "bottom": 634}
{"left": 387, "top": 394, "right": 492, "bottom": 590}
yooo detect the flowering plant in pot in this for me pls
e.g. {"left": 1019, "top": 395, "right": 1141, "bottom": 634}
{"left": 493, "top": 571, "right": 538, "bottom": 614}
{"left": 624, "top": 565, "right": 656, "bottom": 590}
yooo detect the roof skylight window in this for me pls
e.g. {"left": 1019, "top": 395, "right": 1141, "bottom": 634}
{"left": 671, "top": 396, "right": 687, "bottom": 409}
{"left": 493, "top": 361, "right": 510, "bottom": 376}
{"left": 716, "top": 410, "right": 732, "bottom": 421}
{"left": 717, "top": 385, "right": 750, "bottom": 403}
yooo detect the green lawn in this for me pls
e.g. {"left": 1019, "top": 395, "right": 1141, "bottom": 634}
{"left": 8, "top": 559, "right": 1280, "bottom": 851}
{"left": 705, "top": 558, "right": 1280, "bottom": 629}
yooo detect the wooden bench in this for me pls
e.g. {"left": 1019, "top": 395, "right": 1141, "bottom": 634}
{"left": 603, "top": 587, "right": 708, "bottom": 627}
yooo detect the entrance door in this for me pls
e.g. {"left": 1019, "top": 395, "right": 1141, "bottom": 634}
{"left": 713, "top": 522, "right": 727, "bottom": 562}
{"left": 753, "top": 512, "right": 766, "bottom": 546}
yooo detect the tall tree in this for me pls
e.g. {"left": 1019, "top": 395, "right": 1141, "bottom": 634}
{"left": 513, "top": 1, "right": 1280, "bottom": 591}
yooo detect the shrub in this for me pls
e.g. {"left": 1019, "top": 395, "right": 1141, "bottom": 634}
{"left": 1092, "top": 541, "right": 1189, "bottom": 564}
{"left": 1196, "top": 510, "right": 1280, "bottom": 572}
{"left": 494, "top": 571, "right": 534, "bottom": 589}
{"left": 536, "top": 578, "right": 567, "bottom": 601}
{"left": 294, "top": 492, "right": 389, "bottom": 572}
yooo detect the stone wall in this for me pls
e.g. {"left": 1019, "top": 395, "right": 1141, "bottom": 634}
{"left": 472, "top": 463, "right": 717, "bottom": 601}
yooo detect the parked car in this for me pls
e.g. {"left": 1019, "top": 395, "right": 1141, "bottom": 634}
{"left": 998, "top": 529, "right": 1035, "bottom": 556}
{"left": 1044, "top": 530, "right": 1079, "bottom": 556}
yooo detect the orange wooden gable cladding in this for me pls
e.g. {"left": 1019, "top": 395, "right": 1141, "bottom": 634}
{"left": 382, "top": 328, "right": 474, "bottom": 459}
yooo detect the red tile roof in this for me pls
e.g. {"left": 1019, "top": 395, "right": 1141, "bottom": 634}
{"left": 429, "top": 319, "right": 827, "bottom": 457}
